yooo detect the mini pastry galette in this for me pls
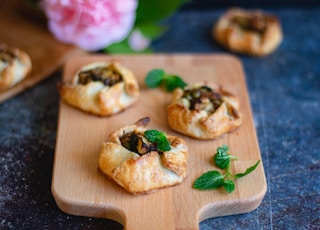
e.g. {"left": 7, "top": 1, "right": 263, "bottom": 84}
{"left": 58, "top": 61, "right": 140, "bottom": 116}
{"left": 98, "top": 117, "right": 188, "bottom": 194}
{"left": 0, "top": 44, "right": 32, "bottom": 91}
{"left": 213, "top": 8, "right": 283, "bottom": 56}
{"left": 167, "top": 82, "right": 242, "bottom": 140}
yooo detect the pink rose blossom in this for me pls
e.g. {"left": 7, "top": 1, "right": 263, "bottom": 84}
{"left": 41, "top": 0, "right": 137, "bottom": 51}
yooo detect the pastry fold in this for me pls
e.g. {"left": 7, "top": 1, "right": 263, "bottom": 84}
{"left": 0, "top": 44, "right": 32, "bottom": 90}
{"left": 167, "top": 82, "right": 242, "bottom": 140}
{"left": 58, "top": 61, "right": 140, "bottom": 116}
{"left": 213, "top": 8, "right": 283, "bottom": 56}
{"left": 98, "top": 117, "right": 188, "bottom": 194}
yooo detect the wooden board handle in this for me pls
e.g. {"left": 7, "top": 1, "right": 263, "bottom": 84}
{"left": 124, "top": 208, "right": 198, "bottom": 230}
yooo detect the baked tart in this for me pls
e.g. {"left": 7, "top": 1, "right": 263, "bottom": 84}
{"left": 98, "top": 117, "right": 188, "bottom": 194}
{"left": 213, "top": 8, "right": 283, "bottom": 56}
{"left": 0, "top": 44, "right": 32, "bottom": 91}
{"left": 58, "top": 61, "right": 140, "bottom": 116}
{"left": 167, "top": 82, "right": 242, "bottom": 140}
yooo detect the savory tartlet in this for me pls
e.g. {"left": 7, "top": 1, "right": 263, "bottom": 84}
{"left": 213, "top": 8, "right": 283, "bottom": 56}
{"left": 0, "top": 44, "right": 32, "bottom": 91}
{"left": 98, "top": 117, "right": 188, "bottom": 194}
{"left": 58, "top": 61, "right": 140, "bottom": 116}
{"left": 167, "top": 82, "right": 242, "bottom": 139}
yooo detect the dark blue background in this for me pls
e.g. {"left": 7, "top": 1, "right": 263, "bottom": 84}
{"left": 182, "top": 0, "right": 320, "bottom": 8}
{"left": 1, "top": 1, "right": 319, "bottom": 230}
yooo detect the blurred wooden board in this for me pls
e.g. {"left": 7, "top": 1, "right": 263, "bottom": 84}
{"left": 0, "top": 0, "right": 84, "bottom": 103}
{"left": 52, "top": 54, "right": 267, "bottom": 230}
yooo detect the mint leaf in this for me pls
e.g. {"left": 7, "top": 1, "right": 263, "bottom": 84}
{"left": 193, "top": 171, "right": 225, "bottom": 190}
{"left": 157, "top": 135, "right": 171, "bottom": 152}
{"left": 144, "top": 69, "right": 188, "bottom": 92}
{"left": 193, "top": 144, "right": 260, "bottom": 194}
{"left": 144, "top": 129, "right": 171, "bottom": 152}
{"left": 217, "top": 144, "right": 229, "bottom": 155}
{"left": 163, "top": 75, "right": 187, "bottom": 92}
{"left": 144, "top": 69, "right": 165, "bottom": 88}
{"left": 144, "top": 129, "right": 162, "bottom": 142}
{"left": 214, "top": 144, "right": 237, "bottom": 169}
{"left": 235, "top": 160, "right": 260, "bottom": 179}
{"left": 223, "top": 180, "right": 235, "bottom": 193}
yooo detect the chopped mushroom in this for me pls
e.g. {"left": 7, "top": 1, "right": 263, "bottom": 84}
{"left": 78, "top": 66, "right": 123, "bottom": 86}
{"left": 231, "top": 14, "right": 267, "bottom": 33}
{"left": 182, "top": 86, "right": 223, "bottom": 113}
{"left": 0, "top": 47, "right": 15, "bottom": 64}
{"left": 120, "top": 132, "right": 158, "bottom": 155}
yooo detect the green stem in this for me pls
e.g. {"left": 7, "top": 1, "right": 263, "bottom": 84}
{"left": 224, "top": 165, "right": 233, "bottom": 181}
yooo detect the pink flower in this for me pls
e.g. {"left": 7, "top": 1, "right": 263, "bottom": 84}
{"left": 41, "top": 0, "right": 137, "bottom": 51}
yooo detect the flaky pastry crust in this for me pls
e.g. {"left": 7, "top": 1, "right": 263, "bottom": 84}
{"left": 58, "top": 61, "right": 140, "bottom": 116}
{"left": 0, "top": 44, "right": 32, "bottom": 91}
{"left": 213, "top": 8, "right": 283, "bottom": 56}
{"left": 167, "top": 82, "right": 242, "bottom": 140}
{"left": 98, "top": 117, "right": 188, "bottom": 194}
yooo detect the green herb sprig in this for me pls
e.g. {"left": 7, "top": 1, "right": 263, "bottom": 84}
{"left": 144, "top": 68, "right": 187, "bottom": 92}
{"left": 144, "top": 129, "right": 171, "bottom": 152}
{"left": 193, "top": 144, "right": 260, "bottom": 193}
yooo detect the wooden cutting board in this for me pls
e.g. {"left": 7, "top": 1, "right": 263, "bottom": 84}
{"left": 52, "top": 54, "right": 267, "bottom": 230}
{"left": 0, "top": 0, "right": 84, "bottom": 103}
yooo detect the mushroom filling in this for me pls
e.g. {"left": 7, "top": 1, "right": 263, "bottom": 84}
{"left": 232, "top": 14, "right": 267, "bottom": 33}
{"left": 183, "top": 86, "right": 223, "bottom": 113}
{"left": 0, "top": 48, "right": 15, "bottom": 64}
{"left": 120, "top": 132, "right": 159, "bottom": 155}
{"left": 78, "top": 66, "right": 123, "bottom": 86}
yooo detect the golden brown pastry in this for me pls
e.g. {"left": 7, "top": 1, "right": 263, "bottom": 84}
{"left": 58, "top": 61, "right": 140, "bottom": 116}
{"left": 167, "top": 82, "right": 241, "bottom": 140}
{"left": 213, "top": 8, "right": 283, "bottom": 56}
{"left": 98, "top": 117, "right": 188, "bottom": 194}
{"left": 0, "top": 44, "right": 32, "bottom": 91}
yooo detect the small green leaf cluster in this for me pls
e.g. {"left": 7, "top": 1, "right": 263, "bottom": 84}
{"left": 193, "top": 144, "right": 260, "bottom": 193}
{"left": 144, "top": 69, "right": 187, "bottom": 92}
{"left": 144, "top": 129, "right": 171, "bottom": 152}
{"left": 104, "top": 0, "right": 189, "bottom": 53}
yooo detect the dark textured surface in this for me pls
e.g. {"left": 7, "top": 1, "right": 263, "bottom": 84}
{"left": 1, "top": 6, "right": 320, "bottom": 230}
{"left": 182, "top": 0, "right": 320, "bottom": 9}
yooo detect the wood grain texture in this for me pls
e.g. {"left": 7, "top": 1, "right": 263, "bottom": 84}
{"left": 52, "top": 54, "right": 267, "bottom": 230}
{"left": 0, "top": 0, "right": 84, "bottom": 103}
